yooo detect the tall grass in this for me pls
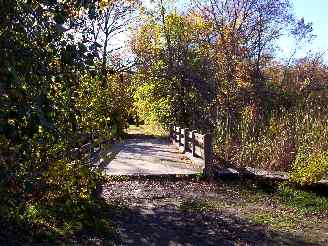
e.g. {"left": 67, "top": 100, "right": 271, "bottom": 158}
{"left": 214, "top": 105, "right": 328, "bottom": 185}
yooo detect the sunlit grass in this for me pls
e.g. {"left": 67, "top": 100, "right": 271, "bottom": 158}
{"left": 178, "top": 199, "right": 229, "bottom": 213}
{"left": 177, "top": 179, "right": 328, "bottom": 233}
{"left": 247, "top": 210, "right": 299, "bottom": 230}
{"left": 126, "top": 124, "right": 169, "bottom": 138}
{"left": 277, "top": 184, "right": 328, "bottom": 215}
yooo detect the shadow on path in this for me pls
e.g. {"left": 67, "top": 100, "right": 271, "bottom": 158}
{"left": 102, "top": 179, "right": 324, "bottom": 246}
{"left": 111, "top": 200, "right": 317, "bottom": 246}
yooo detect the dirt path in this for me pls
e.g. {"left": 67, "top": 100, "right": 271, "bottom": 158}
{"left": 102, "top": 179, "right": 326, "bottom": 246}
{"left": 102, "top": 137, "right": 201, "bottom": 175}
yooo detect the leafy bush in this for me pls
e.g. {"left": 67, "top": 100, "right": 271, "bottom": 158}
{"left": 75, "top": 74, "right": 131, "bottom": 138}
{"left": 289, "top": 149, "right": 328, "bottom": 186}
{"left": 44, "top": 159, "right": 98, "bottom": 203}
{"left": 132, "top": 70, "right": 174, "bottom": 126}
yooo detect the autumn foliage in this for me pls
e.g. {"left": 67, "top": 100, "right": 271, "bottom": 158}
{"left": 0, "top": 0, "right": 132, "bottom": 243}
{"left": 131, "top": 0, "right": 328, "bottom": 185}
{"left": 0, "top": 0, "right": 327, "bottom": 242}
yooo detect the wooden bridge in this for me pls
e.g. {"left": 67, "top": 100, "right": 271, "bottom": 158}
{"left": 100, "top": 125, "right": 213, "bottom": 176}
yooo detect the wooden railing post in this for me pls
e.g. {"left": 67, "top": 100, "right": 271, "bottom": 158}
{"left": 178, "top": 127, "right": 182, "bottom": 146}
{"left": 169, "top": 124, "right": 174, "bottom": 142}
{"left": 183, "top": 128, "right": 189, "bottom": 153}
{"left": 169, "top": 125, "right": 214, "bottom": 178}
{"left": 176, "top": 126, "right": 180, "bottom": 146}
{"left": 191, "top": 130, "right": 197, "bottom": 157}
{"left": 173, "top": 126, "right": 177, "bottom": 144}
{"left": 169, "top": 124, "right": 172, "bottom": 141}
{"left": 204, "top": 133, "right": 213, "bottom": 177}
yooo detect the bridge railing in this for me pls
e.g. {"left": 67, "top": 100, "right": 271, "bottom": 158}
{"left": 169, "top": 125, "right": 213, "bottom": 176}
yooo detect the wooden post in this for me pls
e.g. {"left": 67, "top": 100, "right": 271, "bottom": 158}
{"left": 179, "top": 127, "right": 183, "bottom": 147}
{"left": 173, "top": 126, "right": 176, "bottom": 144}
{"left": 176, "top": 126, "right": 180, "bottom": 146}
{"left": 183, "top": 128, "right": 189, "bottom": 153}
{"left": 169, "top": 124, "right": 173, "bottom": 142}
{"left": 204, "top": 133, "right": 213, "bottom": 177}
{"left": 191, "top": 130, "right": 197, "bottom": 157}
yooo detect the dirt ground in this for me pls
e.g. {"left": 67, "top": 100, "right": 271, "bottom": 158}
{"left": 101, "top": 178, "right": 328, "bottom": 246}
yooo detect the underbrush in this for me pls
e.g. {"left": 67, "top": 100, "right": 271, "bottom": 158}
{"left": 230, "top": 178, "right": 328, "bottom": 215}
{"left": 0, "top": 157, "right": 118, "bottom": 245}
{"left": 215, "top": 106, "right": 328, "bottom": 186}
{"left": 0, "top": 198, "right": 118, "bottom": 245}
{"left": 179, "top": 178, "right": 328, "bottom": 233}
{"left": 0, "top": 176, "right": 118, "bottom": 245}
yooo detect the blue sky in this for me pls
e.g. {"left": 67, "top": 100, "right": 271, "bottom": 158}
{"left": 279, "top": 0, "right": 328, "bottom": 60}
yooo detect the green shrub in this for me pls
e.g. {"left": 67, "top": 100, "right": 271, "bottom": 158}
{"left": 289, "top": 149, "right": 328, "bottom": 186}
{"left": 132, "top": 72, "right": 174, "bottom": 126}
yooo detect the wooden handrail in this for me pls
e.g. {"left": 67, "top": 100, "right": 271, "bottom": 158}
{"left": 169, "top": 125, "right": 213, "bottom": 176}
